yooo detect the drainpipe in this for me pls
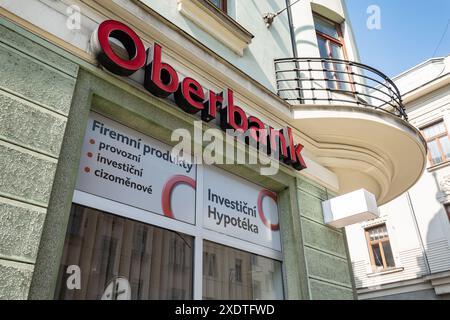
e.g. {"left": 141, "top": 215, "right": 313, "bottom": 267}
{"left": 405, "top": 191, "right": 431, "bottom": 275}
{"left": 285, "top": 0, "right": 299, "bottom": 59}
{"left": 285, "top": 0, "right": 304, "bottom": 104}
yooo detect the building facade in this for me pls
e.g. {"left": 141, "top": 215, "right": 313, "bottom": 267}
{"left": 346, "top": 56, "right": 450, "bottom": 300}
{"left": 0, "top": 0, "right": 426, "bottom": 300}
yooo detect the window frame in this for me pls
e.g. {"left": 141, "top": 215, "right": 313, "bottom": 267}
{"left": 313, "top": 13, "right": 354, "bottom": 92}
{"left": 421, "top": 120, "right": 450, "bottom": 166}
{"left": 71, "top": 160, "right": 284, "bottom": 300}
{"left": 365, "top": 224, "right": 396, "bottom": 271}
{"left": 212, "top": 0, "right": 228, "bottom": 13}
{"left": 55, "top": 204, "right": 196, "bottom": 300}
{"left": 202, "top": 240, "right": 284, "bottom": 300}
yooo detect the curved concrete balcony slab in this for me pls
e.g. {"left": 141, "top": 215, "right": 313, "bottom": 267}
{"left": 292, "top": 104, "right": 427, "bottom": 205}
{"left": 275, "top": 57, "right": 427, "bottom": 204}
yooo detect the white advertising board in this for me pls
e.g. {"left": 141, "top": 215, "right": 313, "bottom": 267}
{"left": 75, "top": 112, "right": 196, "bottom": 224}
{"left": 203, "top": 167, "right": 282, "bottom": 251}
{"left": 76, "top": 113, "right": 281, "bottom": 251}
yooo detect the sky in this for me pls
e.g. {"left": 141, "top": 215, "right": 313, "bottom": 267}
{"left": 345, "top": 0, "right": 450, "bottom": 78}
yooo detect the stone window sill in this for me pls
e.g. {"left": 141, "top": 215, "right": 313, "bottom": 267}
{"left": 427, "top": 160, "right": 450, "bottom": 173}
{"left": 177, "top": 0, "right": 254, "bottom": 56}
{"left": 367, "top": 267, "right": 404, "bottom": 277}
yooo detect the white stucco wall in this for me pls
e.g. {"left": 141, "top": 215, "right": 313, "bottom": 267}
{"left": 138, "top": 0, "right": 296, "bottom": 91}
{"left": 346, "top": 56, "right": 450, "bottom": 295}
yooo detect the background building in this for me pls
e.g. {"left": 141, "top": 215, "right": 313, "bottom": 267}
{"left": 0, "top": 0, "right": 425, "bottom": 300}
{"left": 346, "top": 55, "right": 450, "bottom": 300}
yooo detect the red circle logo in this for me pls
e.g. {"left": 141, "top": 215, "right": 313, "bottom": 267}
{"left": 258, "top": 190, "right": 279, "bottom": 231}
{"left": 96, "top": 20, "right": 146, "bottom": 76}
{"left": 161, "top": 175, "right": 196, "bottom": 219}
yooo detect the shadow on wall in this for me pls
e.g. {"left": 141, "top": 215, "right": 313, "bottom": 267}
{"left": 294, "top": 25, "right": 318, "bottom": 49}
{"left": 250, "top": 0, "right": 292, "bottom": 56}
{"left": 421, "top": 206, "right": 450, "bottom": 300}
{"left": 352, "top": 171, "right": 450, "bottom": 300}
{"left": 377, "top": 203, "right": 450, "bottom": 300}
{"left": 175, "top": 0, "right": 284, "bottom": 91}
{"left": 294, "top": 25, "right": 318, "bottom": 51}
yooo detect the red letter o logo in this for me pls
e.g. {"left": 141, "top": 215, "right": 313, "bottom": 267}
{"left": 258, "top": 190, "right": 280, "bottom": 231}
{"left": 93, "top": 20, "right": 146, "bottom": 76}
{"left": 162, "top": 175, "right": 196, "bottom": 219}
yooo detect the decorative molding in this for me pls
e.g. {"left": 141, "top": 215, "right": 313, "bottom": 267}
{"left": 366, "top": 267, "right": 404, "bottom": 278}
{"left": 361, "top": 217, "right": 388, "bottom": 229}
{"left": 177, "top": 0, "right": 253, "bottom": 56}
{"left": 437, "top": 174, "right": 450, "bottom": 203}
{"left": 402, "top": 73, "right": 450, "bottom": 105}
{"left": 427, "top": 271, "right": 450, "bottom": 295}
{"left": 427, "top": 160, "right": 450, "bottom": 174}
{"left": 357, "top": 276, "right": 433, "bottom": 299}
{"left": 440, "top": 175, "right": 450, "bottom": 194}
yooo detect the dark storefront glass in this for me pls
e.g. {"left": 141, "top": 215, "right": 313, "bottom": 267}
{"left": 202, "top": 241, "right": 283, "bottom": 300}
{"left": 55, "top": 204, "right": 194, "bottom": 300}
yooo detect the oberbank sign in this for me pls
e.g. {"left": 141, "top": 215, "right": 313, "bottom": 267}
{"left": 90, "top": 20, "right": 307, "bottom": 172}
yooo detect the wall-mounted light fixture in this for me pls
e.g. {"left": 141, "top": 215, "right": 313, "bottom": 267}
{"left": 322, "top": 189, "right": 380, "bottom": 228}
{"left": 263, "top": 0, "right": 301, "bottom": 28}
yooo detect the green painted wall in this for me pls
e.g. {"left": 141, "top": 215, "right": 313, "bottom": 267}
{"left": 296, "top": 177, "right": 356, "bottom": 299}
{"left": 0, "top": 21, "right": 78, "bottom": 299}
{"left": 0, "top": 17, "right": 356, "bottom": 300}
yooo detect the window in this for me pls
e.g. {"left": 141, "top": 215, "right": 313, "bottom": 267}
{"left": 55, "top": 204, "right": 194, "bottom": 300}
{"left": 203, "top": 252, "right": 218, "bottom": 278}
{"left": 209, "top": 0, "right": 227, "bottom": 13}
{"left": 62, "top": 114, "right": 284, "bottom": 300}
{"left": 365, "top": 224, "right": 396, "bottom": 271}
{"left": 314, "top": 14, "right": 351, "bottom": 91}
{"left": 202, "top": 241, "right": 284, "bottom": 300}
{"left": 422, "top": 120, "right": 450, "bottom": 166}
{"left": 235, "top": 259, "right": 242, "bottom": 282}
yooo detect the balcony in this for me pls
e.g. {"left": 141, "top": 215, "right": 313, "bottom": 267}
{"left": 275, "top": 57, "right": 427, "bottom": 205}
{"left": 275, "top": 57, "right": 408, "bottom": 120}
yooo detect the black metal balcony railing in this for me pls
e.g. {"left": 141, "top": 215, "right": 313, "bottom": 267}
{"left": 274, "top": 57, "right": 408, "bottom": 121}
